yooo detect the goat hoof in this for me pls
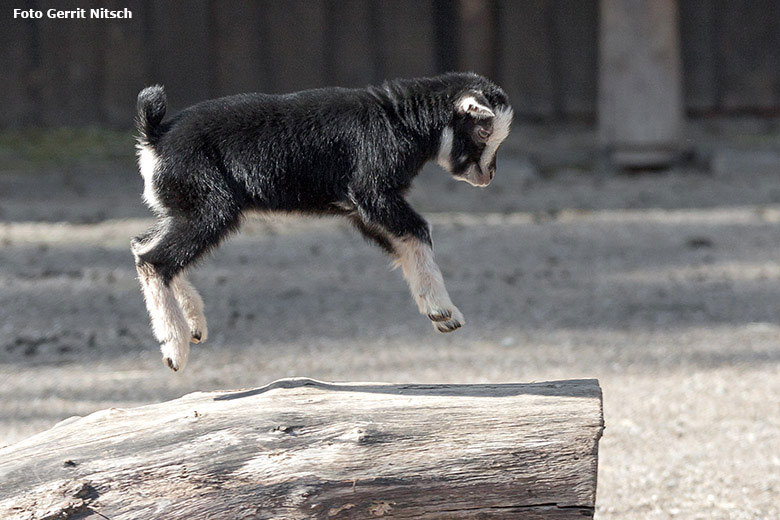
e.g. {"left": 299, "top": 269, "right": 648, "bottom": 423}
{"left": 433, "top": 308, "right": 465, "bottom": 333}
{"left": 426, "top": 308, "right": 452, "bottom": 322}
{"left": 434, "top": 320, "right": 462, "bottom": 333}
{"left": 189, "top": 323, "right": 207, "bottom": 344}
{"left": 161, "top": 339, "right": 188, "bottom": 372}
{"left": 164, "top": 357, "right": 179, "bottom": 371}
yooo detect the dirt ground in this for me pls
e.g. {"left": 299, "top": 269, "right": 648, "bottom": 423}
{"left": 1, "top": 123, "right": 779, "bottom": 519}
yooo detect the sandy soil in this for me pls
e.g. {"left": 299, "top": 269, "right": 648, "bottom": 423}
{"left": 1, "top": 133, "right": 779, "bottom": 518}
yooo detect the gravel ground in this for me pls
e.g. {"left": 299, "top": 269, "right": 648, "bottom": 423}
{"left": 1, "top": 134, "right": 779, "bottom": 518}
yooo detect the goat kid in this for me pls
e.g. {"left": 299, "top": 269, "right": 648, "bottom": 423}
{"left": 132, "top": 73, "right": 513, "bottom": 371}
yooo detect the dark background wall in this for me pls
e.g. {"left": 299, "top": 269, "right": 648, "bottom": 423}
{"left": 1, "top": 0, "right": 779, "bottom": 129}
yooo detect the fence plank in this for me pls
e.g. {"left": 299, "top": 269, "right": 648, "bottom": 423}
{"left": 212, "top": 0, "right": 268, "bottom": 96}
{"left": 259, "top": 0, "right": 327, "bottom": 93}
{"left": 377, "top": 0, "right": 437, "bottom": 79}
{"left": 679, "top": 0, "right": 717, "bottom": 113}
{"left": 553, "top": 0, "right": 598, "bottom": 118}
{"left": 716, "top": 0, "right": 780, "bottom": 112}
{"left": 148, "top": 0, "right": 211, "bottom": 111}
{"left": 497, "top": 0, "right": 556, "bottom": 119}
{"left": 100, "top": 0, "right": 149, "bottom": 126}
{"left": 432, "top": 0, "right": 459, "bottom": 72}
{"left": 457, "top": 0, "right": 497, "bottom": 79}
{"left": 0, "top": 7, "right": 38, "bottom": 127}
{"left": 37, "top": 10, "right": 104, "bottom": 126}
{"left": 323, "top": 0, "right": 377, "bottom": 87}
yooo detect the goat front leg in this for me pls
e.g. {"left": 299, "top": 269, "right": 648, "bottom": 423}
{"left": 394, "top": 235, "right": 465, "bottom": 333}
{"left": 355, "top": 192, "right": 464, "bottom": 333}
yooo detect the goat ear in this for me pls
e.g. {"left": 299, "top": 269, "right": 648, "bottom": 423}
{"left": 457, "top": 93, "right": 495, "bottom": 119}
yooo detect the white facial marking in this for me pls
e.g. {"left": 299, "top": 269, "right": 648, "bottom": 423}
{"left": 457, "top": 95, "right": 495, "bottom": 119}
{"left": 456, "top": 164, "right": 487, "bottom": 187}
{"left": 436, "top": 127, "right": 454, "bottom": 171}
{"left": 479, "top": 106, "right": 513, "bottom": 174}
{"left": 136, "top": 144, "right": 164, "bottom": 214}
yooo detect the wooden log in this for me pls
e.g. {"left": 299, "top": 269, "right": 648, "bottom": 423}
{"left": 0, "top": 378, "right": 603, "bottom": 519}
{"left": 598, "top": 0, "right": 684, "bottom": 168}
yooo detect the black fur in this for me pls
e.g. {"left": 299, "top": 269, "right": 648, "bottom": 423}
{"left": 133, "top": 72, "right": 510, "bottom": 286}
{"left": 136, "top": 85, "right": 167, "bottom": 146}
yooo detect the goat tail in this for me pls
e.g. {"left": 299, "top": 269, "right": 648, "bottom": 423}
{"left": 136, "top": 85, "right": 167, "bottom": 147}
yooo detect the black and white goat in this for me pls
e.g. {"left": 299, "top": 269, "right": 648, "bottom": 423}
{"left": 132, "top": 72, "right": 513, "bottom": 371}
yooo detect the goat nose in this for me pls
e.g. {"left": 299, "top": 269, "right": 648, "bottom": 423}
{"left": 488, "top": 165, "right": 495, "bottom": 179}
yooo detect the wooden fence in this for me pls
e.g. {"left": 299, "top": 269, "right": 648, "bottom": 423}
{"left": 1, "top": 0, "right": 778, "bottom": 128}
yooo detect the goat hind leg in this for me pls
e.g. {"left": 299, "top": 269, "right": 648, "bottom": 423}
{"left": 134, "top": 258, "right": 191, "bottom": 371}
{"left": 171, "top": 274, "right": 208, "bottom": 343}
{"left": 132, "top": 218, "right": 215, "bottom": 371}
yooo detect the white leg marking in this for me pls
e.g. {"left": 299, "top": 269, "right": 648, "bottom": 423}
{"left": 136, "top": 144, "right": 165, "bottom": 214}
{"left": 136, "top": 262, "right": 190, "bottom": 371}
{"left": 171, "top": 274, "right": 208, "bottom": 343}
{"left": 392, "top": 237, "right": 465, "bottom": 333}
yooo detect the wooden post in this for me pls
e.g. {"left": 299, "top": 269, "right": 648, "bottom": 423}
{"left": 0, "top": 378, "right": 603, "bottom": 519}
{"left": 598, "top": 0, "right": 684, "bottom": 168}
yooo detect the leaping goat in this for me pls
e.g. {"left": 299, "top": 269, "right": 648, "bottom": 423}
{"left": 132, "top": 73, "right": 513, "bottom": 371}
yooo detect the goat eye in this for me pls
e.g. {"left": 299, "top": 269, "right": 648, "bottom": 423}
{"left": 476, "top": 127, "right": 491, "bottom": 142}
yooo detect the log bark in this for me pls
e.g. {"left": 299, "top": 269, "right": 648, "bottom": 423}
{"left": 0, "top": 378, "right": 603, "bottom": 520}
